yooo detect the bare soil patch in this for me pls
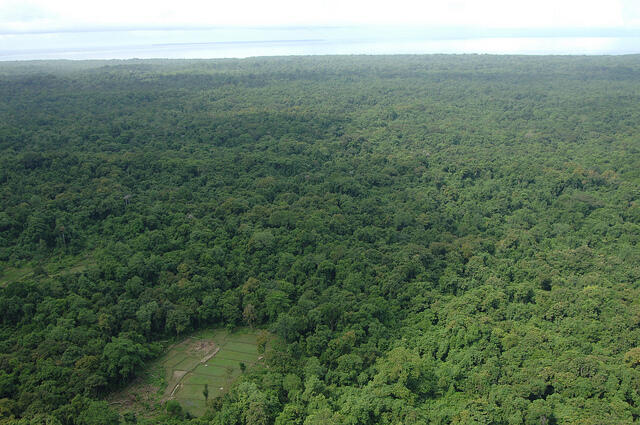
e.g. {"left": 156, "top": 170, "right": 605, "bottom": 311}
{"left": 108, "top": 378, "right": 161, "bottom": 413}
{"left": 187, "top": 339, "right": 216, "bottom": 355}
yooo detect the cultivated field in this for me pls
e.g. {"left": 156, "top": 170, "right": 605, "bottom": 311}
{"left": 166, "top": 328, "right": 264, "bottom": 416}
{"left": 108, "top": 327, "right": 266, "bottom": 417}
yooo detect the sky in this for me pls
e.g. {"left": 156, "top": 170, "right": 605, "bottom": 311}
{"left": 1, "top": 0, "right": 639, "bottom": 31}
{"left": 1, "top": 0, "right": 640, "bottom": 58}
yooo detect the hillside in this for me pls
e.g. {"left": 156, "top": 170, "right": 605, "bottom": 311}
{"left": 1, "top": 55, "right": 640, "bottom": 424}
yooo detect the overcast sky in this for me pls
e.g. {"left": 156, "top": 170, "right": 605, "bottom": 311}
{"left": 1, "top": 0, "right": 640, "bottom": 59}
{"left": 1, "top": 0, "right": 640, "bottom": 33}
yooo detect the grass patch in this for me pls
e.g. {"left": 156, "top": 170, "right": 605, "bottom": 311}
{"left": 227, "top": 334, "right": 258, "bottom": 344}
{"left": 206, "top": 357, "right": 242, "bottom": 368}
{"left": 172, "top": 356, "right": 201, "bottom": 371}
{"left": 1, "top": 254, "right": 96, "bottom": 287}
{"left": 215, "top": 350, "right": 258, "bottom": 363}
{"left": 161, "top": 353, "right": 186, "bottom": 370}
{"left": 0, "top": 265, "right": 34, "bottom": 286}
{"left": 177, "top": 398, "right": 204, "bottom": 415}
{"left": 107, "top": 327, "right": 269, "bottom": 418}
{"left": 176, "top": 384, "right": 207, "bottom": 400}
{"left": 185, "top": 373, "right": 226, "bottom": 384}
{"left": 223, "top": 341, "right": 258, "bottom": 353}
{"left": 192, "top": 365, "right": 233, "bottom": 377}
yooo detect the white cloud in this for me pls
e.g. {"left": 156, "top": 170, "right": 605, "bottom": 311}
{"left": 0, "top": 0, "right": 633, "bottom": 32}
{"left": 621, "top": 0, "right": 640, "bottom": 26}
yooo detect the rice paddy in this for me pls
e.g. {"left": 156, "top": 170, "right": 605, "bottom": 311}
{"left": 108, "top": 327, "right": 267, "bottom": 417}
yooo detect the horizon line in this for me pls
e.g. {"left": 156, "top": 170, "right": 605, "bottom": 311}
{"left": 2, "top": 24, "right": 640, "bottom": 37}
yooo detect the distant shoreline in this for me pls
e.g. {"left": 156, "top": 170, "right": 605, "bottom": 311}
{"left": 151, "top": 39, "right": 324, "bottom": 47}
{"left": 2, "top": 35, "right": 640, "bottom": 61}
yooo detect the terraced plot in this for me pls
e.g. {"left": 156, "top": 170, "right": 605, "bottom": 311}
{"left": 107, "top": 327, "right": 266, "bottom": 418}
{"left": 161, "top": 328, "right": 264, "bottom": 417}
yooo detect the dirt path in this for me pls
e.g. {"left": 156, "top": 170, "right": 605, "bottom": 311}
{"left": 162, "top": 346, "right": 221, "bottom": 403}
{"left": 201, "top": 347, "right": 220, "bottom": 364}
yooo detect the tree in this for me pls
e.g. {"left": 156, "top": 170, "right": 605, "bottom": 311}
{"left": 102, "top": 336, "right": 151, "bottom": 383}
{"left": 136, "top": 301, "right": 159, "bottom": 336}
{"left": 257, "top": 330, "right": 270, "bottom": 354}
{"left": 77, "top": 401, "right": 120, "bottom": 425}
{"left": 123, "top": 411, "right": 137, "bottom": 424}
{"left": 166, "top": 307, "right": 190, "bottom": 336}
{"left": 166, "top": 400, "right": 183, "bottom": 418}
{"left": 243, "top": 303, "right": 258, "bottom": 327}
{"left": 525, "top": 400, "right": 554, "bottom": 425}
{"left": 266, "top": 290, "right": 290, "bottom": 321}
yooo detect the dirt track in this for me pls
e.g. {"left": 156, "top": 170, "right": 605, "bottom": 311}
{"left": 162, "top": 343, "right": 220, "bottom": 403}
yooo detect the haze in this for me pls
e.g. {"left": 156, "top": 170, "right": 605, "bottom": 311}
{"left": 1, "top": 0, "right": 640, "bottom": 58}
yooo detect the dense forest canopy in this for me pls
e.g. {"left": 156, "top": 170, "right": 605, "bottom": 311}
{"left": 0, "top": 55, "right": 640, "bottom": 424}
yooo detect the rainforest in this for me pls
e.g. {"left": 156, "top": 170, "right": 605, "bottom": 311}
{"left": 1, "top": 55, "right": 640, "bottom": 424}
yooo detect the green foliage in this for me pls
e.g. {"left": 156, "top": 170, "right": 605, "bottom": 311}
{"left": 77, "top": 401, "right": 120, "bottom": 425}
{"left": 102, "top": 336, "right": 154, "bottom": 382}
{"left": 166, "top": 400, "right": 184, "bottom": 418}
{"left": 1, "top": 55, "right": 640, "bottom": 424}
{"left": 203, "top": 384, "right": 209, "bottom": 401}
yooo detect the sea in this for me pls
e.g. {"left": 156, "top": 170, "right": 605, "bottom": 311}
{"left": 1, "top": 26, "right": 639, "bottom": 60}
